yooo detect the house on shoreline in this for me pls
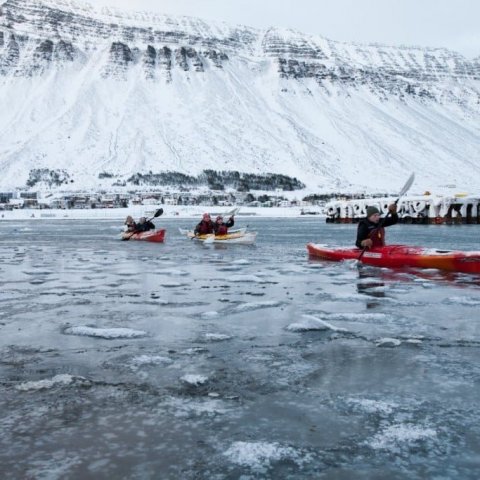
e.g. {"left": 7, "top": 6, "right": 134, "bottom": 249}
{"left": 0, "top": 189, "right": 319, "bottom": 211}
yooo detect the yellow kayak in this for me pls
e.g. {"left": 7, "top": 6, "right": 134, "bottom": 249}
{"left": 189, "top": 232, "right": 257, "bottom": 244}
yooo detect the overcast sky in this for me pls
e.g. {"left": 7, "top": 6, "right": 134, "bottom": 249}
{"left": 86, "top": 0, "right": 479, "bottom": 58}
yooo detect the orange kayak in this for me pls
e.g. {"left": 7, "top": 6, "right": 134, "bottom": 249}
{"left": 306, "top": 243, "right": 480, "bottom": 274}
{"left": 122, "top": 229, "right": 166, "bottom": 243}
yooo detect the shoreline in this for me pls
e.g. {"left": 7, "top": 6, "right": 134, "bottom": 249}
{"left": 0, "top": 205, "right": 324, "bottom": 221}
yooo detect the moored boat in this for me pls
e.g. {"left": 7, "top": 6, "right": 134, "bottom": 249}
{"left": 306, "top": 243, "right": 480, "bottom": 274}
{"left": 121, "top": 229, "right": 166, "bottom": 243}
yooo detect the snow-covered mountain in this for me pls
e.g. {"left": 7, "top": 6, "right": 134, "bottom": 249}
{"left": 0, "top": 0, "right": 479, "bottom": 194}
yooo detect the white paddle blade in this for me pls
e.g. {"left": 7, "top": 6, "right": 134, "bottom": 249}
{"left": 203, "top": 234, "right": 215, "bottom": 244}
{"left": 225, "top": 207, "right": 240, "bottom": 217}
{"left": 399, "top": 172, "right": 415, "bottom": 198}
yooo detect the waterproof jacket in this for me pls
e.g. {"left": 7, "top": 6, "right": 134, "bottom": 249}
{"left": 356, "top": 213, "right": 398, "bottom": 249}
{"left": 214, "top": 217, "right": 234, "bottom": 235}
{"left": 136, "top": 221, "right": 155, "bottom": 232}
{"left": 194, "top": 220, "right": 215, "bottom": 235}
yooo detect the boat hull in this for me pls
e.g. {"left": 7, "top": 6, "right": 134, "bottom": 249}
{"left": 122, "top": 229, "right": 166, "bottom": 243}
{"left": 193, "top": 232, "right": 257, "bottom": 245}
{"left": 306, "top": 243, "right": 480, "bottom": 274}
{"left": 180, "top": 227, "right": 247, "bottom": 236}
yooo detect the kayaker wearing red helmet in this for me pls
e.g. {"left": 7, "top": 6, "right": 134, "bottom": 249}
{"left": 213, "top": 215, "right": 235, "bottom": 235}
{"left": 194, "top": 213, "right": 215, "bottom": 235}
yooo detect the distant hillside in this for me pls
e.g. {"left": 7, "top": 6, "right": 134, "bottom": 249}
{"left": 0, "top": 0, "right": 479, "bottom": 194}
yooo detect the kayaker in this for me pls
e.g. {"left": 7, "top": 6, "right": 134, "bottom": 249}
{"left": 213, "top": 215, "right": 234, "bottom": 235}
{"left": 356, "top": 204, "right": 398, "bottom": 249}
{"left": 136, "top": 217, "right": 156, "bottom": 232}
{"left": 194, "top": 213, "right": 215, "bottom": 235}
{"left": 124, "top": 215, "right": 137, "bottom": 232}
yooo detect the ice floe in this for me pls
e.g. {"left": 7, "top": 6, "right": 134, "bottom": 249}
{"left": 369, "top": 424, "right": 437, "bottom": 450}
{"left": 227, "top": 274, "right": 272, "bottom": 283}
{"left": 286, "top": 314, "right": 348, "bottom": 332}
{"left": 16, "top": 374, "right": 88, "bottom": 391}
{"left": 204, "top": 333, "right": 232, "bottom": 341}
{"left": 130, "top": 355, "right": 173, "bottom": 367}
{"left": 376, "top": 337, "right": 402, "bottom": 347}
{"left": 158, "top": 281, "right": 187, "bottom": 288}
{"left": 64, "top": 326, "right": 147, "bottom": 339}
{"left": 325, "top": 312, "right": 390, "bottom": 321}
{"left": 223, "top": 441, "right": 310, "bottom": 471}
{"left": 156, "top": 268, "right": 189, "bottom": 276}
{"left": 330, "top": 292, "right": 367, "bottom": 301}
{"left": 347, "top": 398, "right": 399, "bottom": 415}
{"left": 444, "top": 296, "right": 480, "bottom": 306}
{"left": 232, "top": 300, "right": 283, "bottom": 312}
{"left": 232, "top": 259, "right": 251, "bottom": 265}
{"left": 404, "top": 338, "right": 423, "bottom": 345}
{"left": 162, "top": 396, "right": 231, "bottom": 417}
{"left": 180, "top": 374, "right": 208, "bottom": 386}
{"left": 180, "top": 347, "right": 209, "bottom": 355}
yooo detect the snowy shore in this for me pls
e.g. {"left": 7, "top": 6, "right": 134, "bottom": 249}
{"left": 0, "top": 205, "right": 323, "bottom": 221}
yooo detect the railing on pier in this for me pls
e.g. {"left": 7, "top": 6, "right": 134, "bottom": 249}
{"left": 324, "top": 194, "right": 480, "bottom": 225}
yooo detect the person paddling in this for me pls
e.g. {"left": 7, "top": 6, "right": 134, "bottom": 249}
{"left": 356, "top": 204, "right": 398, "bottom": 249}
{"left": 194, "top": 213, "right": 215, "bottom": 235}
{"left": 213, "top": 215, "right": 234, "bottom": 235}
{"left": 124, "top": 215, "right": 137, "bottom": 232}
{"left": 136, "top": 217, "right": 156, "bottom": 232}
{"left": 124, "top": 215, "right": 155, "bottom": 234}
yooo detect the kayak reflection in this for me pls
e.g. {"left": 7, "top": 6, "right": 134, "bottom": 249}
{"left": 356, "top": 263, "right": 480, "bottom": 296}
{"left": 356, "top": 267, "right": 387, "bottom": 309}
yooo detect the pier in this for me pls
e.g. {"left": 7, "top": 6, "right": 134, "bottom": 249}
{"left": 324, "top": 194, "right": 480, "bottom": 224}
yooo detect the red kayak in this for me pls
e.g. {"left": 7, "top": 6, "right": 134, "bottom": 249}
{"left": 121, "top": 229, "right": 166, "bottom": 243}
{"left": 306, "top": 243, "right": 480, "bottom": 274}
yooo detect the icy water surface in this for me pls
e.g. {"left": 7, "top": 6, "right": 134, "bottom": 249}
{"left": 1, "top": 218, "right": 479, "bottom": 479}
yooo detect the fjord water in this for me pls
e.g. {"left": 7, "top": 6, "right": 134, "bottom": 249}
{"left": 1, "top": 217, "right": 479, "bottom": 479}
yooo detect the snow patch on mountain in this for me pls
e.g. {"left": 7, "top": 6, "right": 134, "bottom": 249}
{"left": 0, "top": 0, "right": 479, "bottom": 194}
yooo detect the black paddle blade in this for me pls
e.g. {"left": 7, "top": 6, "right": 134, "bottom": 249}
{"left": 154, "top": 208, "right": 163, "bottom": 218}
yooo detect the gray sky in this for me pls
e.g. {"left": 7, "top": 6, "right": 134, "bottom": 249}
{"left": 87, "top": 0, "right": 479, "bottom": 58}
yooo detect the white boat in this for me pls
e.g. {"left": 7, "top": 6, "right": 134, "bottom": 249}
{"left": 191, "top": 232, "right": 257, "bottom": 245}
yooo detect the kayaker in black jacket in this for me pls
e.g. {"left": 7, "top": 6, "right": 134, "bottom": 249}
{"left": 135, "top": 217, "right": 155, "bottom": 232}
{"left": 356, "top": 204, "right": 398, "bottom": 249}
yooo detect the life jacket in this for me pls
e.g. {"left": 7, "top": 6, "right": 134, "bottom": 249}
{"left": 215, "top": 224, "right": 228, "bottom": 235}
{"left": 196, "top": 221, "right": 214, "bottom": 235}
{"left": 369, "top": 226, "right": 386, "bottom": 247}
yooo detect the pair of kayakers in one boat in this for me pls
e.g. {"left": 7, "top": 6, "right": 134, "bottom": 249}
{"left": 124, "top": 215, "right": 156, "bottom": 233}
{"left": 356, "top": 204, "right": 398, "bottom": 249}
{"left": 194, "top": 213, "right": 235, "bottom": 236}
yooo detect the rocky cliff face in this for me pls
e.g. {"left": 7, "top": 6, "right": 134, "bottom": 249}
{"left": 0, "top": 0, "right": 479, "bottom": 192}
{"left": 0, "top": 0, "right": 241, "bottom": 79}
{"left": 2, "top": 0, "right": 478, "bottom": 93}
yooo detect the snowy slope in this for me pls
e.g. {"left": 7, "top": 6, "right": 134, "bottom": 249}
{"left": 0, "top": 0, "right": 479, "bottom": 193}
